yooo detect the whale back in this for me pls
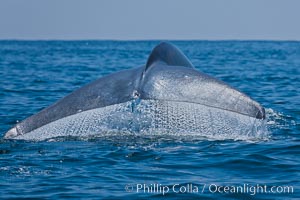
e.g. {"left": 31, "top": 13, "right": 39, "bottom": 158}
{"left": 145, "top": 42, "right": 194, "bottom": 70}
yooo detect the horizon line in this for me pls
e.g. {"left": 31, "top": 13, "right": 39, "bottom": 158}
{"left": 0, "top": 38, "right": 300, "bottom": 42}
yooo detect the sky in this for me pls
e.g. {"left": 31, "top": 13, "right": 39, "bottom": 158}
{"left": 0, "top": 0, "right": 300, "bottom": 40}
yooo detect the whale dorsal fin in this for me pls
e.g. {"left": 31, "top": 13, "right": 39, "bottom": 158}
{"left": 145, "top": 42, "right": 194, "bottom": 71}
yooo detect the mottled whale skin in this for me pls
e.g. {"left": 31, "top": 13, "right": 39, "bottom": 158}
{"left": 4, "top": 42, "right": 265, "bottom": 139}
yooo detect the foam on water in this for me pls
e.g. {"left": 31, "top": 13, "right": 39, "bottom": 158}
{"left": 14, "top": 100, "right": 269, "bottom": 141}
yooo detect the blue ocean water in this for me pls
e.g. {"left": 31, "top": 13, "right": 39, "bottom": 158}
{"left": 0, "top": 41, "right": 299, "bottom": 199}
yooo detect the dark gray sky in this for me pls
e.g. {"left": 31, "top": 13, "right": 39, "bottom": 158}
{"left": 1, "top": 0, "right": 300, "bottom": 40}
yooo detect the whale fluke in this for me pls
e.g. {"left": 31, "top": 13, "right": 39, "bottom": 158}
{"left": 4, "top": 42, "right": 265, "bottom": 140}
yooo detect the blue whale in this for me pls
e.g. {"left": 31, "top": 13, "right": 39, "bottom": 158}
{"left": 4, "top": 42, "right": 265, "bottom": 140}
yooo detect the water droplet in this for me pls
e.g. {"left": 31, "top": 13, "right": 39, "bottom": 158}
{"left": 132, "top": 90, "right": 140, "bottom": 99}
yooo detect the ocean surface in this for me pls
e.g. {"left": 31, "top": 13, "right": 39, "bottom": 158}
{"left": 0, "top": 41, "right": 299, "bottom": 199}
